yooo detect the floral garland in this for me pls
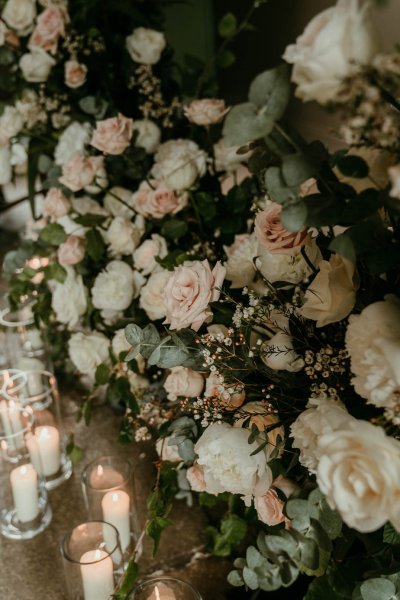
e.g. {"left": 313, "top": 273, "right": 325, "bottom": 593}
{"left": 4, "top": 0, "right": 400, "bottom": 598}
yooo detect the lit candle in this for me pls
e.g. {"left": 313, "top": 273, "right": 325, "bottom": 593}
{"left": 90, "top": 464, "right": 124, "bottom": 489}
{"left": 27, "top": 426, "right": 60, "bottom": 477}
{"left": 10, "top": 463, "right": 39, "bottom": 523}
{"left": 80, "top": 549, "right": 114, "bottom": 600}
{"left": 0, "top": 400, "right": 16, "bottom": 449}
{"left": 101, "top": 491, "right": 131, "bottom": 553}
{"left": 149, "top": 583, "right": 177, "bottom": 600}
{"left": 16, "top": 357, "right": 45, "bottom": 396}
{"left": 0, "top": 400, "right": 24, "bottom": 449}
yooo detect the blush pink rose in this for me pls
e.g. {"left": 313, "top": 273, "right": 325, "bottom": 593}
{"left": 42, "top": 187, "right": 71, "bottom": 220}
{"left": 255, "top": 203, "right": 310, "bottom": 255}
{"left": 59, "top": 154, "right": 104, "bottom": 192}
{"left": 186, "top": 463, "right": 207, "bottom": 492}
{"left": 57, "top": 235, "right": 85, "bottom": 266}
{"left": 90, "top": 113, "right": 133, "bottom": 155}
{"left": 254, "top": 488, "right": 286, "bottom": 526}
{"left": 132, "top": 180, "right": 188, "bottom": 219}
{"left": 29, "top": 5, "right": 66, "bottom": 54}
{"left": 64, "top": 60, "right": 87, "bottom": 89}
{"left": 164, "top": 366, "right": 204, "bottom": 402}
{"left": 184, "top": 99, "right": 230, "bottom": 126}
{"left": 162, "top": 259, "right": 226, "bottom": 331}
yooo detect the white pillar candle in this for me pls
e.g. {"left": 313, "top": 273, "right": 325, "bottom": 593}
{"left": 27, "top": 426, "right": 60, "bottom": 477}
{"left": 90, "top": 464, "right": 124, "bottom": 489}
{"left": 25, "top": 328, "right": 43, "bottom": 350}
{"left": 101, "top": 491, "right": 131, "bottom": 553}
{"left": 10, "top": 463, "right": 39, "bottom": 523}
{"left": 16, "top": 357, "right": 45, "bottom": 396}
{"left": 149, "top": 583, "right": 177, "bottom": 600}
{"left": 80, "top": 549, "right": 114, "bottom": 600}
{"left": 3, "top": 401, "right": 24, "bottom": 449}
{"left": 0, "top": 400, "right": 15, "bottom": 449}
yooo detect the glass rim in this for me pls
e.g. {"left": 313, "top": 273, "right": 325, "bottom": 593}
{"left": 3, "top": 370, "right": 55, "bottom": 403}
{"left": 0, "top": 306, "right": 34, "bottom": 327}
{"left": 60, "top": 520, "right": 121, "bottom": 565}
{"left": 81, "top": 455, "right": 132, "bottom": 491}
{"left": 0, "top": 369, "right": 28, "bottom": 396}
{"left": 0, "top": 403, "right": 34, "bottom": 440}
{"left": 130, "top": 576, "right": 203, "bottom": 598}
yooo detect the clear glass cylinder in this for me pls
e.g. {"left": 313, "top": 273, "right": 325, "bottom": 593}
{"left": 0, "top": 401, "right": 52, "bottom": 540}
{"left": 127, "top": 577, "right": 203, "bottom": 600}
{"left": 3, "top": 370, "right": 73, "bottom": 490}
{"left": 81, "top": 456, "right": 141, "bottom": 563}
{"left": 61, "top": 521, "right": 123, "bottom": 600}
{"left": 0, "top": 304, "right": 50, "bottom": 370}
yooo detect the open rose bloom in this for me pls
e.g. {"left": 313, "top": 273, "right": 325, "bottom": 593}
{"left": 90, "top": 114, "right": 133, "bottom": 155}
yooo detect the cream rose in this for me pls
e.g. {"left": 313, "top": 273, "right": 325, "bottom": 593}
{"left": 92, "top": 261, "right": 142, "bottom": 313}
{"left": 283, "top": 0, "right": 378, "bottom": 104}
{"left": 139, "top": 269, "right": 170, "bottom": 321}
{"left": 2, "top": 0, "right": 36, "bottom": 36}
{"left": 42, "top": 187, "right": 71, "bottom": 220}
{"left": 125, "top": 27, "right": 166, "bottom": 65}
{"left": 132, "top": 180, "right": 187, "bottom": 219}
{"left": 59, "top": 154, "right": 104, "bottom": 192}
{"left": 204, "top": 372, "right": 245, "bottom": 411}
{"left": 90, "top": 114, "right": 133, "bottom": 155}
{"left": 345, "top": 295, "right": 400, "bottom": 413}
{"left": 55, "top": 122, "right": 91, "bottom": 166}
{"left": 290, "top": 396, "right": 352, "bottom": 474}
{"left": 104, "top": 186, "right": 135, "bottom": 219}
{"left": 300, "top": 254, "right": 358, "bottom": 327}
{"left": 162, "top": 259, "right": 226, "bottom": 331}
{"left": 255, "top": 203, "right": 310, "bottom": 255}
{"left": 214, "top": 138, "right": 252, "bottom": 172}
{"left": 317, "top": 420, "right": 400, "bottom": 532}
{"left": 28, "top": 5, "right": 66, "bottom": 54}
{"left": 261, "top": 332, "right": 304, "bottom": 373}
{"left": 111, "top": 328, "right": 131, "bottom": 359}
{"left": 57, "top": 235, "right": 85, "bottom": 266}
{"left": 51, "top": 266, "right": 87, "bottom": 329}
{"left": 194, "top": 422, "right": 273, "bottom": 504}
{"left": 186, "top": 463, "right": 206, "bottom": 492}
{"left": 235, "top": 402, "right": 285, "bottom": 460}
{"left": 71, "top": 195, "right": 109, "bottom": 217}
{"left": 133, "top": 234, "right": 167, "bottom": 275}
{"left": 132, "top": 119, "right": 161, "bottom": 154}
{"left": 64, "top": 60, "right": 87, "bottom": 89}
{"left": 0, "top": 106, "right": 25, "bottom": 141}
{"left": 156, "top": 436, "right": 181, "bottom": 462}
{"left": 19, "top": 47, "right": 55, "bottom": 82}
{"left": 164, "top": 366, "right": 204, "bottom": 402}
{"left": 68, "top": 331, "right": 110, "bottom": 378}
{"left": 104, "top": 217, "right": 142, "bottom": 257}
{"left": 224, "top": 233, "right": 258, "bottom": 289}
{"left": 256, "top": 239, "right": 321, "bottom": 285}
{"left": 152, "top": 139, "right": 207, "bottom": 191}
{"left": 184, "top": 99, "right": 229, "bottom": 126}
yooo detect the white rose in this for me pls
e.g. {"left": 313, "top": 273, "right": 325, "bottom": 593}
{"left": 224, "top": 233, "right": 258, "bottom": 289}
{"left": 92, "top": 261, "right": 143, "bottom": 314}
{"left": 139, "top": 269, "right": 170, "bottom": 320}
{"left": 104, "top": 186, "right": 135, "bottom": 219}
{"left": 317, "top": 420, "right": 400, "bottom": 532}
{"left": 261, "top": 331, "right": 304, "bottom": 373}
{"left": 0, "top": 106, "right": 25, "bottom": 140}
{"left": 256, "top": 239, "right": 321, "bottom": 285}
{"left": 186, "top": 463, "right": 206, "bottom": 492}
{"left": 133, "top": 234, "right": 168, "bottom": 275}
{"left": 0, "top": 145, "right": 12, "bottom": 185}
{"left": 10, "top": 141, "right": 28, "bottom": 170}
{"left": 283, "top": 0, "right": 378, "bottom": 104}
{"left": 2, "top": 0, "right": 36, "bottom": 36}
{"left": 19, "top": 47, "right": 56, "bottom": 82}
{"left": 345, "top": 295, "right": 400, "bottom": 413}
{"left": 214, "top": 138, "right": 252, "bottom": 172}
{"left": 71, "top": 195, "right": 109, "bottom": 217}
{"left": 68, "top": 331, "right": 110, "bottom": 378}
{"left": 132, "top": 119, "right": 161, "bottom": 154}
{"left": 54, "top": 121, "right": 91, "bottom": 166}
{"left": 104, "top": 217, "right": 142, "bottom": 257}
{"left": 152, "top": 139, "right": 207, "bottom": 191}
{"left": 195, "top": 422, "right": 273, "bottom": 505}
{"left": 156, "top": 436, "right": 181, "bottom": 462}
{"left": 111, "top": 328, "right": 131, "bottom": 359}
{"left": 290, "top": 396, "right": 352, "bottom": 474}
{"left": 126, "top": 27, "right": 166, "bottom": 65}
{"left": 164, "top": 366, "right": 204, "bottom": 402}
{"left": 51, "top": 266, "right": 87, "bottom": 329}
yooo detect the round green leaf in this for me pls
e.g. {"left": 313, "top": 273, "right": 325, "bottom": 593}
{"left": 360, "top": 578, "right": 396, "bottom": 600}
{"left": 223, "top": 102, "right": 274, "bottom": 146}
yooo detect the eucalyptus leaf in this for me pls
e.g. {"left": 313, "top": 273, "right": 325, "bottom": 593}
{"left": 282, "top": 153, "right": 316, "bottom": 187}
{"left": 227, "top": 570, "right": 244, "bottom": 587}
{"left": 280, "top": 201, "right": 307, "bottom": 232}
{"left": 248, "top": 65, "right": 291, "bottom": 119}
{"left": 223, "top": 102, "right": 274, "bottom": 146}
{"left": 124, "top": 323, "right": 144, "bottom": 347}
{"left": 243, "top": 566, "right": 259, "bottom": 590}
{"left": 360, "top": 578, "right": 396, "bottom": 600}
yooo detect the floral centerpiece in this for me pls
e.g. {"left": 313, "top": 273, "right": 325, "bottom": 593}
{"left": 4, "top": 0, "right": 400, "bottom": 598}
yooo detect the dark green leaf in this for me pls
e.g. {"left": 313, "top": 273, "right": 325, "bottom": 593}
{"left": 39, "top": 223, "right": 67, "bottom": 245}
{"left": 280, "top": 201, "right": 307, "bottom": 232}
{"left": 74, "top": 214, "right": 107, "bottom": 227}
{"left": 115, "top": 560, "right": 138, "bottom": 596}
{"left": 161, "top": 219, "right": 188, "bottom": 239}
{"left": 383, "top": 522, "right": 400, "bottom": 545}
{"left": 95, "top": 363, "right": 111, "bottom": 386}
{"left": 336, "top": 155, "right": 369, "bottom": 179}
{"left": 43, "top": 263, "right": 67, "bottom": 283}
{"left": 282, "top": 153, "right": 316, "bottom": 187}
{"left": 85, "top": 229, "right": 105, "bottom": 261}
{"left": 218, "top": 12, "right": 237, "bottom": 38}
{"left": 216, "top": 49, "right": 236, "bottom": 68}
{"left": 81, "top": 400, "right": 92, "bottom": 426}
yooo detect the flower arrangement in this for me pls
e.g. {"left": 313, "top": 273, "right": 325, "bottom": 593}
{"left": 4, "top": 0, "right": 400, "bottom": 598}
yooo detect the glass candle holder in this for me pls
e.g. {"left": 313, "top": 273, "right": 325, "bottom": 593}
{"left": 81, "top": 456, "right": 140, "bottom": 563}
{"left": 0, "top": 402, "right": 52, "bottom": 540}
{"left": 0, "top": 369, "right": 28, "bottom": 398}
{"left": 127, "top": 577, "right": 203, "bottom": 600}
{"left": 3, "top": 370, "right": 73, "bottom": 490}
{"left": 0, "top": 304, "right": 49, "bottom": 368}
{"left": 61, "top": 521, "right": 123, "bottom": 600}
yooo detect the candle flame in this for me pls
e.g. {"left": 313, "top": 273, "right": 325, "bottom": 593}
{"left": 155, "top": 586, "right": 161, "bottom": 600}
{"left": 38, "top": 427, "right": 50, "bottom": 439}
{"left": 97, "top": 465, "right": 104, "bottom": 478}
{"left": 20, "top": 465, "right": 28, "bottom": 475}
{"left": 112, "top": 492, "right": 119, "bottom": 503}
{"left": 94, "top": 549, "right": 102, "bottom": 561}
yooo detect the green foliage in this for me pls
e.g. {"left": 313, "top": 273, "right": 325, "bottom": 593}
{"left": 106, "top": 376, "right": 139, "bottom": 415}
{"left": 43, "top": 263, "right": 67, "bottom": 283}
{"left": 95, "top": 363, "right": 111, "bottom": 386}
{"left": 218, "top": 13, "right": 238, "bottom": 39}
{"left": 360, "top": 578, "right": 397, "bottom": 600}
{"left": 2, "top": 242, "right": 35, "bottom": 278}
{"left": 384, "top": 523, "right": 400, "bottom": 546}
{"left": 39, "top": 223, "right": 67, "bottom": 245}
{"left": 165, "top": 416, "right": 198, "bottom": 462}
{"left": 207, "top": 514, "right": 248, "bottom": 557}
{"left": 161, "top": 219, "right": 188, "bottom": 239}
{"left": 66, "top": 434, "right": 84, "bottom": 466}
{"left": 146, "top": 464, "right": 178, "bottom": 555}
{"left": 112, "top": 560, "right": 138, "bottom": 600}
